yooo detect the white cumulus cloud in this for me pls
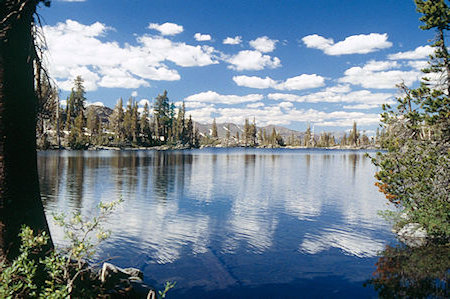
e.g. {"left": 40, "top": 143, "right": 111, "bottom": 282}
{"left": 343, "top": 103, "right": 380, "bottom": 110}
{"left": 233, "top": 74, "right": 325, "bottom": 90}
{"left": 98, "top": 74, "right": 149, "bottom": 89}
{"left": 246, "top": 102, "right": 265, "bottom": 108}
{"left": 233, "top": 75, "right": 278, "bottom": 89}
{"left": 148, "top": 22, "right": 184, "bottom": 36}
{"left": 194, "top": 33, "right": 212, "bottom": 41}
{"left": 302, "top": 33, "right": 392, "bottom": 55}
{"left": 278, "top": 101, "right": 294, "bottom": 109}
{"left": 137, "top": 35, "right": 218, "bottom": 67}
{"left": 249, "top": 36, "right": 278, "bottom": 53}
{"left": 388, "top": 45, "right": 434, "bottom": 60}
{"left": 301, "top": 34, "right": 333, "bottom": 50}
{"left": 362, "top": 60, "right": 399, "bottom": 71}
{"left": 280, "top": 74, "right": 325, "bottom": 90}
{"left": 339, "top": 60, "right": 420, "bottom": 89}
{"left": 223, "top": 36, "right": 242, "bottom": 45}
{"left": 226, "top": 50, "right": 281, "bottom": 71}
{"left": 268, "top": 85, "right": 394, "bottom": 108}
{"left": 408, "top": 60, "right": 428, "bottom": 70}
{"left": 42, "top": 20, "right": 218, "bottom": 90}
{"left": 184, "top": 91, "right": 263, "bottom": 104}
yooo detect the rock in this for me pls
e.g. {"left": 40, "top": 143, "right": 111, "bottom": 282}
{"left": 101, "top": 262, "right": 155, "bottom": 298}
{"left": 397, "top": 223, "right": 428, "bottom": 247}
{"left": 123, "top": 268, "right": 144, "bottom": 280}
{"left": 101, "top": 263, "right": 143, "bottom": 287}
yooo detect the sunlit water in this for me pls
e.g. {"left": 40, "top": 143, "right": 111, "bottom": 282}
{"left": 38, "top": 148, "right": 396, "bottom": 298}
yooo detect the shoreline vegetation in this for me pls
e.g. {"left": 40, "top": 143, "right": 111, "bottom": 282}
{"left": 39, "top": 143, "right": 381, "bottom": 151}
{"left": 371, "top": 0, "right": 449, "bottom": 249}
{"left": 37, "top": 79, "right": 381, "bottom": 151}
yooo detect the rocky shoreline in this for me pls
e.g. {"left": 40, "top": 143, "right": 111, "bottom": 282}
{"left": 41, "top": 144, "right": 381, "bottom": 151}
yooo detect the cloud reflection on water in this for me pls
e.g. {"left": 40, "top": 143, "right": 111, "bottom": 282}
{"left": 38, "top": 149, "right": 392, "bottom": 284}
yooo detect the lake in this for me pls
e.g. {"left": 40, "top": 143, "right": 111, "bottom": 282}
{"left": 38, "top": 148, "right": 396, "bottom": 298}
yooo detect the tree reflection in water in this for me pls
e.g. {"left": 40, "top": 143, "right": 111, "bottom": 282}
{"left": 366, "top": 244, "right": 449, "bottom": 298}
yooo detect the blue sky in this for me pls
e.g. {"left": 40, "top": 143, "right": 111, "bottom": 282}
{"left": 38, "top": 0, "right": 435, "bottom": 133}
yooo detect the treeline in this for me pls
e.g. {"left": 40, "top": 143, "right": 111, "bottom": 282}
{"left": 38, "top": 76, "right": 200, "bottom": 149}
{"left": 37, "top": 76, "right": 382, "bottom": 150}
{"left": 105, "top": 90, "right": 200, "bottom": 148}
{"left": 205, "top": 117, "right": 381, "bottom": 148}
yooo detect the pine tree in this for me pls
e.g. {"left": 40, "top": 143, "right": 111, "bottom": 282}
{"left": 86, "top": 107, "right": 99, "bottom": 136}
{"left": 72, "top": 76, "right": 86, "bottom": 115}
{"left": 68, "top": 110, "right": 86, "bottom": 149}
{"left": 250, "top": 118, "right": 257, "bottom": 146}
{"left": 194, "top": 127, "right": 200, "bottom": 148}
{"left": 186, "top": 115, "right": 194, "bottom": 146}
{"left": 66, "top": 76, "right": 86, "bottom": 127}
{"left": 211, "top": 118, "right": 218, "bottom": 138}
{"left": 350, "top": 121, "right": 359, "bottom": 146}
{"left": 270, "top": 127, "right": 277, "bottom": 146}
{"left": 268, "top": 128, "right": 284, "bottom": 146}
{"left": 109, "top": 98, "right": 124, "bottom": 144}
{"left": 258, "top": 128, "right": 263, "bottom": 145}
{"left": 341, "top": 133, "right": 347, "bottom": 146}
{"left": 153, "top": 117, "right": 159, "bottom": 144}
{"left": 373, "top": 0, "right": 450, "bottom": 239}
{"left": 123, "top": 98, "right": 133, "bottom": 142}
{"left": 96, "top": 118, "right": 104, "bottom": 145}
{"left": 304, "top": 124, "right": 312, "bottom": 147}
{"left": 361, "top": 132, "right": 370, "bottom": 145}
{"left": 415, "top": 0, "right": 450, "bottom": 96}
{"left": 318, "top": 132, "right": 334, "bottom": 147}
{"left": 65, "top": 100, "right": 72, "bottom": 131}
{"left": 330, "top": 135, "right": 336, "bottom": 146}
{"left": 243, "top": 118, "right": 250, "bottom": 146}
{"left": 153, "top": 91, "right": 170, "bottom": 142}
{"left": 140, "top": 102, "right": 152, "bottom": 145}
{"left": 176, "top": 102, "right": 186, "bottom": 143}
{"left": 168, "top": 102, "right": 176, "bottom": 143}
{"left": 131, "top": 101, "right": 139, "bottom": 144}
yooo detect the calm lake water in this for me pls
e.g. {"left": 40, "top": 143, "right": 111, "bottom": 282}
{"left": 38, "top": 148, "right": 397, "bottom": 298}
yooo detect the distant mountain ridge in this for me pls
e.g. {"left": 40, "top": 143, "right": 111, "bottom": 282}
{"left": 193, "top": 122, "right": 305, "bottom": 140}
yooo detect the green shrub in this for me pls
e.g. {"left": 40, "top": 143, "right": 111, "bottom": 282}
{"left": 372, "top": 0, "right": 450, "bottom": 242}
{"left": 0, "top": 200, "right": 122, "bottom": 298}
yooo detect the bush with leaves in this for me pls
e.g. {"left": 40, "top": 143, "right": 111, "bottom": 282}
{"left": 0, "top": 200, "right": 122, "bottom": 298}
{"left": 0, "top": 199, "right": 176, "bottom": 298}
{"left": 372, "top": 0, "right": 450, "bottom": 241}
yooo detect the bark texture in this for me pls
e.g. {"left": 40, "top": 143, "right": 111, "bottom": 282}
{"left": 0, "top": 0, "right": 52, "bottom": 261}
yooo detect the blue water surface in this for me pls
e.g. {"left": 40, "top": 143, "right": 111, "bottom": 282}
{"left": 38, "top": 148, "right": 396, "bottom": 298}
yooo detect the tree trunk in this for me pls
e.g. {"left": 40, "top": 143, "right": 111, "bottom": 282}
{"left": 0, "top": 0, "right": 52, "bottom": 261}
